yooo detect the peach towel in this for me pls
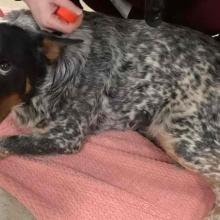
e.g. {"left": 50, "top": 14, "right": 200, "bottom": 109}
{"left": 0, "top": 116, "right": 215, "bottom": 220}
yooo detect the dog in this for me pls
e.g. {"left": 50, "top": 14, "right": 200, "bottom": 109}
{"left": 0, "top": 9, "right": 220, "bottom": 219}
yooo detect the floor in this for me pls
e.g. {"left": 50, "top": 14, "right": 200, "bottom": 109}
{"left": 0, "top": 0, "right": 27, "bottom": 16}
{"left": 0, "top": 1, "right": 91, "bottom": 220}
{"left": 0, "top": 189, "right": 35, "bottom": 220}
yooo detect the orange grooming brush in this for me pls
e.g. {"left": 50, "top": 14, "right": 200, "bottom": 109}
{"left": 55, "top": 7, "right": 78, "bottom": 23}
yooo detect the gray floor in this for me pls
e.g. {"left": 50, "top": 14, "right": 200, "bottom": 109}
{"left": 0, "top": 188, "right": 35, "bottom": 220}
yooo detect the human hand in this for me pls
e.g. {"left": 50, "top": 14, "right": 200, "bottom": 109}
{"left": 23, "top": 0, "right": 83, "bottom": 33}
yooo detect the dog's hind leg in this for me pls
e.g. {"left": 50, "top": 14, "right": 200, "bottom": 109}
{"left": 147, "top": 107, "right": 220, "bottom": 219}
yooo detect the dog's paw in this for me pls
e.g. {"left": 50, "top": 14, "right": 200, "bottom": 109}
{"left": 0, "top": 135, "right": 27, "bottom": 156}
{"left": 0, "top": 151, "right": 10, "bottom": 159}
{"left": 0, "top": 138, "right": 11, "bottom": 158}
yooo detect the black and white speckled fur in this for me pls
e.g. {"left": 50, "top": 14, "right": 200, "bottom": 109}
{"left": 1, "top": 10, "right": 220, "bottom": 219}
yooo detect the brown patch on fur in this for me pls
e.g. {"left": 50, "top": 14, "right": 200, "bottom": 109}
{"left": 42, "top": 38, "right": 63, "bottom": 61}
{"left": 0, "top": 93, "right": 21, "bottom": 123}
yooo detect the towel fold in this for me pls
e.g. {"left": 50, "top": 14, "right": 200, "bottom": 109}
{"left": 0, "top": 115, "right": 215, "bottom": 220}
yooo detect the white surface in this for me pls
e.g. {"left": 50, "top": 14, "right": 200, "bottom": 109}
{"left": 0, "top": 0, "right": 93, "bottom": 11}
{"left": 0, "top": 0, "right": 27, "bottom": 9}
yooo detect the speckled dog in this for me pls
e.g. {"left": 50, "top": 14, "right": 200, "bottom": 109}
{"left": 0, "top": 10, "right": 220, "bottom": 219}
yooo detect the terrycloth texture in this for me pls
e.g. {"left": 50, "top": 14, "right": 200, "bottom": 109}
{"left": 0, "top": 9, "right": 4, "bottom": 17}
{"left": 0, "top": 115, "right": 215, "bottom": 220}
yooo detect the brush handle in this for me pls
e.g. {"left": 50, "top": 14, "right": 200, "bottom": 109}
{"left": 55, "top": 7, "right": 78, "bottom": 23}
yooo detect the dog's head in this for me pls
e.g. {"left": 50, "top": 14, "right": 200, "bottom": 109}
{"left": 0, "top": 23, "right": 82, "bottom": 123}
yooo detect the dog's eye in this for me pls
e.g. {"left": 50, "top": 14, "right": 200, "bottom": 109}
{"left": 0, "top": 61, "right": 11, "bottom": 73}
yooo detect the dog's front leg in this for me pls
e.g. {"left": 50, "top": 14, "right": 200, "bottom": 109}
{"left": 0, "top": 116, "right": 87, "bottom": 156}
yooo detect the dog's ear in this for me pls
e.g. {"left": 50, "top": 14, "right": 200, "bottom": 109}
{"left": 29, "top": 31, "right": 83, "bottom": 62}
{"left": 41, "top": 33, "right": 83, "bottom": 62}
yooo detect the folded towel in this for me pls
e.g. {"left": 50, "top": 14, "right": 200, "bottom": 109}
{"left": 0, "top": 115, "right": 215, "bottom": 220}
{"left": 0, "top": 9, "right": 4, "bottom": 17}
